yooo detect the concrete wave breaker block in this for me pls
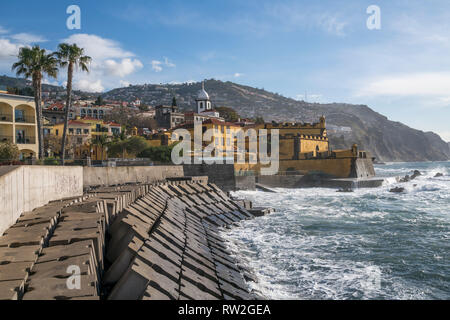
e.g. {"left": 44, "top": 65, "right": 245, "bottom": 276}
{"left": 22, "top": 275, "right": 98, "bottom": 300}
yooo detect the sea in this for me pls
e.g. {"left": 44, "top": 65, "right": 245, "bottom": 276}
{"left": 225, "top": 161, "right": 450, "bottom": 300}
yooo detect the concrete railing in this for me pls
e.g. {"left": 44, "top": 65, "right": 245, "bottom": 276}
{"left": 0, "top": 165, "right": 185, "bottom": 235}
{"left": 0, "top": 166, "right": 84, "bottom": 235}
{"left": 83, "top": 166, "right": 184, "bottom": 188}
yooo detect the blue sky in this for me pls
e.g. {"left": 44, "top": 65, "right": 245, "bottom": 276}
{"left": 0, "top": 0, "right": 449, "bottom": 141}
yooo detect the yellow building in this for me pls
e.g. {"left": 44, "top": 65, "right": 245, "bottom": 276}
{"left": 48, "top": 117, "right": 122, "bottom": 161}
{"left": 169, "top": 116, "right": 374, "bottom": 178}
{"left": 0, "top": 93, "right": 39, "bottom": 160}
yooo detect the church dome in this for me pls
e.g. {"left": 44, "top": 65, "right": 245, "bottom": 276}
{"left": 196, "top": 82, "right": 210, "bottom": 100}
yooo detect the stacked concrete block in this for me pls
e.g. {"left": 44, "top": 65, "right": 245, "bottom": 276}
{"left": 0, "top": 186, "right": 147, "bottom": 300}
{"left": 0, "top": 179, "right": 267, "bottom": 300}
{"left": 106, "top": 181, "right": 258, "bottom": 300}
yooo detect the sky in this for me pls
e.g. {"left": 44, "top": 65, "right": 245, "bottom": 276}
{"left": 0, "top": 0, "right": 449, "bottom": 141}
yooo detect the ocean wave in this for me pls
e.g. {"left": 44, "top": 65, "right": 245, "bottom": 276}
{"left": 227, "top": 162, "right": 450, "bottom": 299}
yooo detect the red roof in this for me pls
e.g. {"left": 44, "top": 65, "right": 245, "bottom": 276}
{"left": 46, "top": 103, "right": 64, "bottom": 110}
{"left": 104, "top": 121, "right": 121, "bottom": 127}
{"left": 67, "top": 120, "right": 91, "bottom": 126}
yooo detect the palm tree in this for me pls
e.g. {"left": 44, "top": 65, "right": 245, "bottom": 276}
{"left": 12, "top": 46, "right": 58, "bottom": 159}
{"left": 91, "top": 134, "right": 108, "bottom": 162}
{"left": 54, "top": 43, "right": 91, "bottom": 165}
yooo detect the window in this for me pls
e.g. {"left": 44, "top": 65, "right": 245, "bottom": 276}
{"left": 15, "top": 129, "right": 25, "bottom": 144}
{"left": 84, "top": 129, "right": 89, "bottom": 134}
{"left": 76, "top": 128, "right": 82, "bottom": 135}
{"left": 69, "top": 128, "right": 74, "bottom": 134}
{"left": 15, "top": 109, "right": 25, "bottom": 122}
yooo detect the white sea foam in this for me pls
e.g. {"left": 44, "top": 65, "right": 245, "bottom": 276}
{"left": 225, "top": 161, "right": 450, "bottom": 299}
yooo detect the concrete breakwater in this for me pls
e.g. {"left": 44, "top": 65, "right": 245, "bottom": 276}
{"left": 0, "top": 179, "right": 263, "bottom": 300}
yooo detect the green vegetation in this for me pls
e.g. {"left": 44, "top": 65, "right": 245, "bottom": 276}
{"left": 137, "top": 144, "right": 176, "bottom": 163}
{"left": 54, "top": 43, "right": 91, "bottom": 165}
{"left": 12, "top": 45, "right": 59, "bottom": 159}
{"left": 94, "top": 96, "right": 104, "bottom": 106}
{"left": 6, "top": 86, "right": 34, "bottom": 96}
{"left": 216, "top": 106, "right": 240, "bottom": 122}
{"left": 254, "top": 116, "right": 265, "bottom": 124}
{"left": 107, "top": 136, "right": 148, "bottom": 158}
{"left": 0, "top": 142, "right": 20, "bottom": 163}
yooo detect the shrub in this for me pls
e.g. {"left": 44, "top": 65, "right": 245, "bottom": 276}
{"left": 0, "top": 142, "right": 20, "bottom": 164}
{"left": 138, "top": 145, "right": 175, "bottom": 163}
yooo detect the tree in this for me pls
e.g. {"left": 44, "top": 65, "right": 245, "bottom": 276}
{"left": 44, "top": 134, "right": 64, "bottom": 157}
{"left": 94, "top": 96, "right": 104, "bottom": 106}
{"left": 6, "top": 87, "right": 19, "bottom": 94}
{"left": 216, "top": 106, "right": 240, "bottom": 122}
{"left": 138, "top": 103, "right": 149, "bottom": 112}
{"left": 91, "top": 134, "right": 108, "bottom": 160}
{"left": 12, "top": 46, "right": 59, "bottom": 159}
{"left": 54, "top": 43, "right": 91, "bottom": 165}
{"left": 255, "top": 116, "right": 265, "bottom": 124}
{"left": 107, "top": 136, "right": 148, "bottom": 158}
{"left": 172, "top": 96, "right": 177, "bottom": 107}
{"left": 137, "top": 144, "right": 176, "bottom": 163}
{"left": 0, "top": 142, "right": 20, "bottom": 163}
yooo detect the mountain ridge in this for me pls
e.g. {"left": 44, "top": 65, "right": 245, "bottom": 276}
{"left": 102, "top": 79, "right": 450, "bottom": 162}
{"left": 1, "top": 76, "right": 449, "bottom": 162}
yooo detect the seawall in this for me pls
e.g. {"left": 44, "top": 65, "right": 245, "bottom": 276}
{"left": 0, "top": 180, "right": 262, "bottom": 300}
{"left": 83, "top": 166, "right": 184, "bottom": 188}
{"left": 0, "top": 166, "right": 184, "bottom": 235}
{"left": 0, "top": 166, "right": 83, "bottom": 236}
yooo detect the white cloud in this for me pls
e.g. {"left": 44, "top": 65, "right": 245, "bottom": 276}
{"left": 151, "top": 57, "right": 176, "bottom": 72}
{"left": 58, "top": 34, "right": 144, "bottom": 91}
{"left": 439, "top": 131, "right": 450, "bottom": 141}
{"left": 234, "top": 73, "right": 244, "bottom": 78}
{"left": 120, "top": 80, "right": 131, "bottom": 87}
{"left": 295, "top": 93, "right": 323, "bottom": 101}
{"left": 42, "top": 78, "right": 59, "bottom": 86}
{"left": 0, "top": 26, "right": 9, "bottom": 34}
{"left": 151, "top": 60, "right": 163, "bottom": 72}
{"left": 63, "top": 34, "right": 134, "bottom": 61}
{"left": 358, "top": 72, "right": 450, "bottom": 97}
{"left": 317, "top": 14, "right": 347, "bottom": 37}
{"left": 104, "top": 58, "right": 143, "bottom": 77}
{"left": 0, "top": 38, "right": 23, "bottom": 59}
{"left": 74, "top": 79, "right": 104, "bottom": 92}
{"left": 11, "top": 33, "right": 47, "bottom": 44}
{"left": 163, "top": 57, "right": 176, "bottom": 67}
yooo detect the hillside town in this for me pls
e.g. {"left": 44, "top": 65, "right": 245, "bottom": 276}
{"left": 0, "top": 82, "right": 259, "bottom": 165}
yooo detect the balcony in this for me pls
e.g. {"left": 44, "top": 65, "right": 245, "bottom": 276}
{"left": 0, "top": 114, "right": 13, "bottom": 122}
{"left": 0, "top": 135, "right": 13, "bottom": 143}
{"left": 16, "top": 136, "right": 36, "bottom": 144}
{"left": 14, "top": 115, "right": 35, "bottom": 124}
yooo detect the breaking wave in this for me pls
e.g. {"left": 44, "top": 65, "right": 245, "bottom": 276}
{"left": 223, "top": 161, "right": 450, "bottom": 300}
